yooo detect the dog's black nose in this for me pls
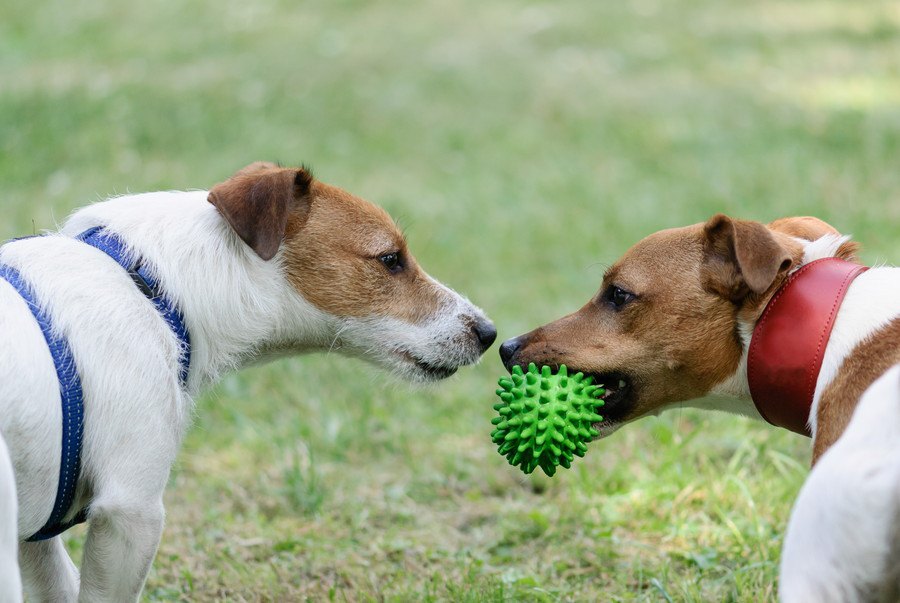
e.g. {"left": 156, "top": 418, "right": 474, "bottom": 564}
{"left": 472, "top": 318, "right": 497, "bottom": 351}
{"left": 499, "top": 335, "right": 523, "bottom": 368}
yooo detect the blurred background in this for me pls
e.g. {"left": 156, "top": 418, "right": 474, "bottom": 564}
{"left": 2, "top": 0, "right": 899, "bottom": 600}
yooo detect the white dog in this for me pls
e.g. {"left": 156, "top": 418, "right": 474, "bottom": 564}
{"left": 0, "top": 162, "right": 496, "bottom": 602}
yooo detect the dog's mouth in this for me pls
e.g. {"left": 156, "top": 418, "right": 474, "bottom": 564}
{"left": 400, "top": 351, "right": 459, "bottom": 381}
{"left": 415, "top": 358, "right": 458, "bottom": 380}
{"left": 581, "top": 371, "right": 635, "bottom": 434}
{"left": 585, "top": 371, "right": 633, "bottom": 411}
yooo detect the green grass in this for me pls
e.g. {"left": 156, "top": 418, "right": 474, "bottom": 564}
{"left": 3, "top": 0, "right": 900, "bottom": 600}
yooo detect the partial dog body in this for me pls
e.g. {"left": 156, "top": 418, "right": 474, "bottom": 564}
{"left": 781, "top": 365, "right": 900, "bottom": 602}
{"left": 0, "top": 163, "right": 495, "bottom": 601}
{"left": 500, "top": 215, "right": 899, "bottom": 601}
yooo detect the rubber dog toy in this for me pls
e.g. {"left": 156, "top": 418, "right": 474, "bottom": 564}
{"left": 491, "top": 363, "right": 604, "bottom": 476}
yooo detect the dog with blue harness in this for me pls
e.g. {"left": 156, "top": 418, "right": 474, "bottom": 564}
{"left": 1, "top": 226, "right": 190, "bottom": 543}
{"left": 0, "top": 162, "right": 495, "bottom": 601}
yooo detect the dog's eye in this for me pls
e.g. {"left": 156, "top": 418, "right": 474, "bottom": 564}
{"left": 607, "top": 285, "right": 635, "bottom": 308}
{"left": 379, "top": 252, "right": 402, "bottom": 273}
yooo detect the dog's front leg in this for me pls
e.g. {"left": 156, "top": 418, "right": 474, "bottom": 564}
{"left": 77, "top": 498, "right": 164, "bottom": 602}
{"left": 18, "top": 538, "right": 80, "bottom": 602}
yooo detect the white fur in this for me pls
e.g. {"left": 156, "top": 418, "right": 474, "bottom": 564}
{"left": 696, "top": 359, "right": 752, "bottom": 416}
{"left": 0, "top": 190, "right": 491, "bottom": 601}
{"left": 797, "top": 234, "right": 900, "bottom": 437}
{"left": 809, "top": 268, "right": 900, "bottom": 437}
{"left": 704, "top": 322, "right": 763, "bottom": 418}
{"left": 330, "top": 278, "right": 488, "bottom": 382}
{"left": 0, "top": 434, "right": 22, "bottom": 603}
{"left": 780, "top": 364, "right": 900, "bottom": 603}
{"left": 801, "top": 233, "right": 848, "bottom": 265}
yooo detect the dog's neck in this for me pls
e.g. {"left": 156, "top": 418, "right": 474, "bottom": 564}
{"left": 747, "top": 258, "right": 869, "bottom": 435}
{"left": 694, "top": 343, "right": 760, "bottom": 419}
{"left": 63, "top": 191, "right": 339, "bottom": 392}
{"left": 703, "top": 235, "right": 864, "bottom": 427}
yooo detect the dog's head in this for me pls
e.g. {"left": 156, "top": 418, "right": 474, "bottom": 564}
{"left": 208, "top": 162, "right": 495, "bottom": 382}
{"left": 499, "top": 214, "right": 859, "bottom": 435}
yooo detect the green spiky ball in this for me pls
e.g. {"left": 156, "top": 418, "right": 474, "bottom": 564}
{"left": 491, "top": 363, "right": 605, "bottom": 476}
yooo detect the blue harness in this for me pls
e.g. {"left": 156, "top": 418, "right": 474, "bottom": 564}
{"left": 0, "top": 227, "right": 191, "bottom": 541}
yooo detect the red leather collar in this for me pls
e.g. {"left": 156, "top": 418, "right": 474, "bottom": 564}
{"left": 748, "top": 258, "right": 868, "bottom": 436}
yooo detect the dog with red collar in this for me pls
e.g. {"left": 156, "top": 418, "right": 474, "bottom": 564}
{"left": 499, "top": 214, "right": 900, "bottom": 602}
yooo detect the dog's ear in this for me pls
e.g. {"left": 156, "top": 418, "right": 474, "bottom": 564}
{"left": 208, "top": 165, "right": 313, "bottom": 261}
{"left": 702, "top": 214, "right": 793, "bottom": 302}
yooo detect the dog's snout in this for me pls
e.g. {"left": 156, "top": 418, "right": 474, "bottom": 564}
{"left": 472, "top": 318, "right": 497, "bottom": 351}
{"left": 499, "top": 335, "right": 524, "bottom": 369}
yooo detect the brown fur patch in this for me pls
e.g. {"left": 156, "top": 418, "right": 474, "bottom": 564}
{"left": 209, "top": 163, "right": 447, "bottom": 324}
{"left": 768, "top": 216, "right": 839, "bottom": 241}
{"left": 281, "top": 181, "right": 446, "bottom": 323}
{"left": 813, "top": 317, "right": 900, "bottom": 464}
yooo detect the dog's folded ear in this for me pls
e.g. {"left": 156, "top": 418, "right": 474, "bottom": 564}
{"left": 208, "top": 164, "right": 313, "bottom": 261}
{"left": 702, "top": 214, "right": 793, "bottom": 302}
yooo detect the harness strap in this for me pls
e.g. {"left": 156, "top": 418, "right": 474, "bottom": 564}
{"left": 0, "top": 264, "right": 88, "bottom": 541}
{"left": 76, "top": 227, "right": 191, "bottom": 385}
{"left": 0, "top": 228, "right": 190, "bottom": 541}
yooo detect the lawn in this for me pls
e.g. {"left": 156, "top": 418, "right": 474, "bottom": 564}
{"left": 2, "top": 0, "right": 899, "bottom": 600}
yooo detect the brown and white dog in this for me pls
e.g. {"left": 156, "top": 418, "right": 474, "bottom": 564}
{"left": 0, "top": 162, "right": 495, "bottom": 602}
{"left": 499, "top": 214, "right": 899, "bottom": 602}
